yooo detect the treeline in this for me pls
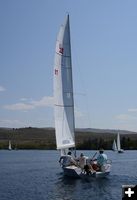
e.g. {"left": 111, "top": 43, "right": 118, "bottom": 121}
{"left": 0, "top": 127, "right": 137, "bottom": 150}
{"left": 76, "top": 137, "right": 137, "bottom": 150}
{"left": 0, "top": 127, "right": 56, "bottom": 150}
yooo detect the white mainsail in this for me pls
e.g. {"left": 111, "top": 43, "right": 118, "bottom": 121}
{"left": 8, "top": 140, "right": 12, "bottom": 150}
{"left": 112, "top": 139, "right": 117, "bottom": 151}
{"left": 54, "top": 15, "right": 75, "bottom": 152}
{"left": 117, "top": 132, "right": 121, "bottom": 151}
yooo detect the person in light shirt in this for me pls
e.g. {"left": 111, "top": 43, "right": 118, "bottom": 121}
{"left": 59, "top": 151, "right": 76, "bottom": 167}
{"left": 97, "top": 149, "right": 108, "bottom": 169}
{"left": 77, "top": 153, "right": 87, "bottom": 170}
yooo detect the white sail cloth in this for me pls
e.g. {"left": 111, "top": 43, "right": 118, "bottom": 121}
{"left": 112, "top": 139, "right": 117, "bottom": 151}
{"left": 117, "top": 133, "right": 121, "bottom": 151}
{"left": 54, "top": 15, "right": 75, "bottom": 150}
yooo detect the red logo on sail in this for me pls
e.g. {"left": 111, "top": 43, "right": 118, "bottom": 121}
{"left": 55, "top": 69, "right": 58, "bottom": 75}
{"left": 59, "top": 44, "right": 64, "bottom": 54}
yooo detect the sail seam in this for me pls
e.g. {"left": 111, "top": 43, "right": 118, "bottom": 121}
{"left": 55, "top": 104, "right": 74, "bottom": 107}
{"left": 55, "top": 51, "right": 71, "bottom": 58}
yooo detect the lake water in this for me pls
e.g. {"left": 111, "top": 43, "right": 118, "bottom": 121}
{"left": 0, "top": 150, "right": 137, "bottom": 200}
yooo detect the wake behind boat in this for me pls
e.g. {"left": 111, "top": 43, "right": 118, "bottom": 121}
{"left": 53, "top": 15, "right": 111, "bottom": 178}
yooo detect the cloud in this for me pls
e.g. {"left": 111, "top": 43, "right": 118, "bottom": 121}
{"left": 4, "top": 103, "right": 35, "bottom": 111}
{"left": 3, "top": 96, "right": 54, "bottom": 111}
{"left": 0, "top": 86, "right": 6, "bottom": 92}
{"left": 115, "top": 114, "right": 137, "bottom": 121}
{"left": 128, "top": 108, "right": 137, "bottom": 112}
{"left": 30, "top": 96, "right": 54, "bottom": 107}
{"left": 74, "top": 108, "right": 84, "bottom": 118}
{"left": 0, "top": 119, "right": 24, "bottom": 126}
{"left": 20, "top": 98, "right": 28, "bottom": 101}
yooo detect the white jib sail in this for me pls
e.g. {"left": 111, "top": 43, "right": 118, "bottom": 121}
{"left": 112, "top": 139, "right": 117, "bottom": 151}
{"left": 54, "top": 15, "right": 75, "bottom": 150}
{"left": 117, "top": 133, "right": 121, "bottom": 151}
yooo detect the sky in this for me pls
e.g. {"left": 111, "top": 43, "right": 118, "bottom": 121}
{"left": 0, "top": 0, "right": 137, "bottom": 132}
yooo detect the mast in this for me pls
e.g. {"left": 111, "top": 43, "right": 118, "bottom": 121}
{"left": 54, "top": 15, "right": 75, "bottom": 154}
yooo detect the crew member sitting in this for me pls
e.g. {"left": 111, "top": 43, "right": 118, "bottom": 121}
{"left": 92, "top": 148, "right": 107, "bottom": 171}
{"left": 84, "top": 164, "right": 95, "bottom": 175}
{"left": 76, "top": 153, "right": 87, "bottom": 170}
{"left": 59, "top": 151, "right": 76, "bottom": 167}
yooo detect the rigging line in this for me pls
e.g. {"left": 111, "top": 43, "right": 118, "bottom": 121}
{"left": 62, "top": 107, "right": 65, "bottom": 139}
{"left": 74, "top": 92, "right": 86, "bottom": 96}
{"left": 72, "top": 42, "right": 92, "bottom": 129}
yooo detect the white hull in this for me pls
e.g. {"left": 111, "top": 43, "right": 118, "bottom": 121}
{"left": 118, "top": 149, "right": 124, "bottom": 153}
{"left": 63, "top": 164, "right": 111, "bottom": 179}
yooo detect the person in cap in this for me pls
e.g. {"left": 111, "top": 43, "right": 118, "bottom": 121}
{"left": 96, "top": 148, "right": 108, "bottom": 170}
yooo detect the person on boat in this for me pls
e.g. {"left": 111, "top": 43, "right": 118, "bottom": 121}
{"left": 96, "top": 149, "right": 108, "bottom": 171}
{"left": 97, "top": 149, "right": 107, "bottom": 165}
{"left": 59, "top": 151, "right": 76, "bottom": 167}
{"left": 90, "top": 149, "right": 108, "bottom": 171}
{"left": 83, "top": 163, "right": 96, "bottom": 175}
{"left": 76, "top": 153, "right": 87, "bottom": 170}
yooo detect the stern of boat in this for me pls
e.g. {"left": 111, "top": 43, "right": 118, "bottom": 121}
{"left": 63, "top": 165, "right": 82, "bottom": 178}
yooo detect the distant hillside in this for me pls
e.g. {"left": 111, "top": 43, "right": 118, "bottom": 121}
{"left": 0, "top": 127, "right": 137, "bottom": 150}
{"left": 76, "top": 128, "right": 137, "bottom": 134}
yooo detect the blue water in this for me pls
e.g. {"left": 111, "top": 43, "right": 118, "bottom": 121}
{"left": 0, "top": 150, "right": 137, "bottom": 200}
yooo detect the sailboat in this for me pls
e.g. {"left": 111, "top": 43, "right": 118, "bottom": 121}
{"left": 54, "top": 15, "right": 111, "bottom": 178}
{"left": 8, "top": 140, "right": 12, "bottom": 151}
{"left": 117, "top": 133, "right": 124, "bottom": 153}
{"left": 112, "top": 139, "right": 117, "bottom": 151}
